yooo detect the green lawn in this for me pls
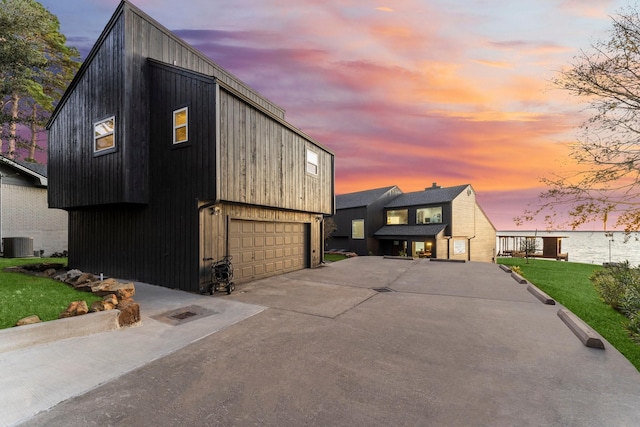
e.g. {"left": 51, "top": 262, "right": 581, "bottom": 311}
{"left": 324, "top": 253, "right": 349, "bottom": 262}
{"left": 498, "top": 257, "right": 640, "bottom": 371}
{"left": 0, "top": 257, "right": 102, "bottom": 329}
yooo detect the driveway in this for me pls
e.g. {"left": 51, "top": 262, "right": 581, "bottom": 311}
{"left": 11, "top": 257, "right": 640, "bottom": 426}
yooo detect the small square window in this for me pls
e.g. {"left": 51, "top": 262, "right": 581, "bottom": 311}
{"left": 94, "top": 116, "right": 115, "bottom": 153}
{"left": 173, "top": 107, "right": 188, "bottom": 144}
{"left": 306, "top": 149, "right": 318, "bottom": 175}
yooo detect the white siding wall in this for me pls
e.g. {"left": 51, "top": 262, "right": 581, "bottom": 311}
{"left": 1, "top": 184, "right": 68, "bottom": 256}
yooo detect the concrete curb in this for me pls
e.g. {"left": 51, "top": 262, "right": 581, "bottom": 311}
{"left": 383, "top": 256, "right": 416, "bottom": 261}
{"left": 498, "top": 264, "right": 511, "bottom": 272}
{"left": 430, "top": 259, "right": 466, "bottom": 263}
{"left": 557, "top": 308, "right": 605, "bottom": 349}
{"left": 527, "top": 284, "right": 556, "bottom": 305}
{"left": 510, "top": 272, "right": 527, "bottom": 284}
{"left": 0, "top": 310, "right": 121, "bottom": 354}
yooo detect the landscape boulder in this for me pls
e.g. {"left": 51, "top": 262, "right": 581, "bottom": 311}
{"left": 90, "top": 294, "right": 119, "bottom": 312}
{"left": 59, "top": 300, "right": 89, "bottom": 318}
{"left": 90, "top": 278, "right": 136, "bottom": 299}
{"left": 56, "top": 269, "right": 83, "bottom": 284}
{"left": 15, "top": 315, "right": 41, "bottom": 326}
{"left": 117, "top": 299, "right": 140, "bottom": 327}
{"left": 73, "top": 273, "right": 98, "bottom": 286}
{"left": 43, "top": 268, "right": 57, "bottom": 277}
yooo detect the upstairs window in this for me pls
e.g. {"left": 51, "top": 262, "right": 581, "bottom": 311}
{"left": 352, "top": 219, "right": 365, "bottom": 239}
{"left": 173, "top": 107, "right": 188, "bottom": 144}
{"left": 386, "top": 209, "right": 408, "bottom": 225}
{"left": 416, "top": 207, "right": 443, "bottom": 224}
{"left": 306, "top": 149, "right": 318, "bottom": 175}
{"left": 94, "top": 116, "right": 115, "bottom": 153}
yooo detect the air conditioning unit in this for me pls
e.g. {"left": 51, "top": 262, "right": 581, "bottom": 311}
{"left": 2, "top": 237, "right": 34, "bottom": 258}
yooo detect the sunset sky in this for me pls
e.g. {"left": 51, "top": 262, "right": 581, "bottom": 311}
{"left": 38, "top": 0, "right": 632, "bottom": 230}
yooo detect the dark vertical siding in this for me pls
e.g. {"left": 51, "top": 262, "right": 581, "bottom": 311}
{"left": 48, "top": 14, "right": 130, "bottom": 208}
{"left": 66, "top": 61, "right": 216, "bottom": 292}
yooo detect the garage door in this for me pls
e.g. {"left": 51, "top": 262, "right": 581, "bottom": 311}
{"left": 228, "top": 220, "right": 307, "bottom": 282}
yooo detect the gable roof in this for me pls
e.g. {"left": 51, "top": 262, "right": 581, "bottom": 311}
{"left": 47, "top": 0, "right": 285, "bottom": 129}
{"left": 0, "top": 156, "right": 47, "bottom": 186}
{"left": 385, "top": 184, "right": 470, "bottom": 208}
{"left": 336, "top": 186, "right": 399, "bottom": 210}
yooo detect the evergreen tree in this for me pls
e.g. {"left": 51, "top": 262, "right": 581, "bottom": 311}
{"left": 0, "top": 0, "right": 80, "bottom": 161}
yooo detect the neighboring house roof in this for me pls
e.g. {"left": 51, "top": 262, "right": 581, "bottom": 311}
{"left": 336, "top": 186, "right": 398, "bottom": 210}
{"left": 374, "top": 224, "right": 447, "bottom": 237}
{"left": 0, "top": 156, "right": 47, "bottom": 186}
{"left": 385, "top": 184, "right": 470, "bottom": 208}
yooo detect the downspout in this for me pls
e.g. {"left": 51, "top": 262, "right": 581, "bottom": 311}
{"left": 468, "top": 235, "right": 475, "bottom": 261}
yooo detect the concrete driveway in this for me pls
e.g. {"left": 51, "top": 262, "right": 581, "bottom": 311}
{"left": 10, "top": 257, "right": 640, "bottom": 426}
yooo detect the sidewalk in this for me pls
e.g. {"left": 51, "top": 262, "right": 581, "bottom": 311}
{"left": 0, "top": 282, "right": 265, "bottom": 426}
{"left": 4, "top": 257, "right": 640, "bottom": 426}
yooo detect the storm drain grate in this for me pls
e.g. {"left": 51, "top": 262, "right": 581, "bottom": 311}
{"left": 372, "top": 287, "right": 395, "bottom": 293}
{"left": 171, "top": 311, "right": 197, "bottom": 320}
{"left": 152, "top": 305, "right": 219, "bottom": 326}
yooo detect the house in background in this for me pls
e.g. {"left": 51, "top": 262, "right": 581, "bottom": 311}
{"left": 46, "top": 1, "right": 334, "bottom": 293}
{"left": 332, "top": 183, "right": 496, "bottom": 262}
{"left": 0, "top": 156, "right": 67, "bottom": 256}
{"left": 330, "top": 186, "right": 402, "bottom": 255}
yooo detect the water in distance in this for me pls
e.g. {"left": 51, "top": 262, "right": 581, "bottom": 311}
{"left": 497, "top": 230, "right": 640, "bottom": 266}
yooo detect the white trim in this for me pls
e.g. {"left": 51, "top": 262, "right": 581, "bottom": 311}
{"left": 0, "top": 156, "right": 47, "bottom": 186}
{"left": 306, "top": 149, "right": 318, "bottom": 175}
{"left": 93, "top": 116, "right": 115, "bottom": 153}
{"left": 173, "top": 107, "right": 188, "bottom": 144}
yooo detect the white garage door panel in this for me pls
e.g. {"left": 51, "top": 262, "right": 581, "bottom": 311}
{"left": 229, "top": 219, "right": 306, "bottom": 282}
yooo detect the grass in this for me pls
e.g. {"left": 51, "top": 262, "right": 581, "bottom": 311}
{"left": 0, "top": 257, "right": 102, "bottom": 330}
{"left": 498, "top": 257, "right": 640, "bottom": 371}
{"left": 324, "top": 253, "right": 349, "bottom": 262}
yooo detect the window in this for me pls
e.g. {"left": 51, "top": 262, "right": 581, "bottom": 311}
{"left": 352, "top": 219, "right": 365, "bottom": 239}
{"left": 416, "top": 207, "right": 442, "bottom": 224}
{"left": 386, "top": 209, "right": 408, "bottom": 225}
{"left": 94, "top": 116, "right": 115, "bottom": 153}
{"left": 173, "top": 107, "right": 188, "bottom": 144}
{"left": 306, "top": 149, "right": 318, "bottom": 175}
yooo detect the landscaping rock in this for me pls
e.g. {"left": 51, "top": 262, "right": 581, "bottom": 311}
{"left": 74, "top": 273, "right": 97, "bottom": 286}
{"left": 90, "top": 278, "right": 135, "bottom": 299}
{"left": 117, "top": 299, "right": 140, "bottom": 327}
{"left": 91, "top": 294, "right": 119, "bottom": 312}
{"left": 59, "top": 300, "right": 89, "bottom": 318}
{"left": 57, "top": 269, "right": 83, "bottom": 283}
{"left": 73, "top": 281, "right": 93, "bottom": 292}
{"left": 43, "top": 268, "right": 57, "bottom": 277}
{"left": 16, "top": 315, "right": 41, "bottom": 326}
{"left": 103, "top": 294, "right": 118, "bottom": 305}
{"left": 90, "top": 300, "right": 116, "bottom": 312}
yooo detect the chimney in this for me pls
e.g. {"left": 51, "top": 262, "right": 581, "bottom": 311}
{"left": 426, "top": 182, "right": 441, "bottom": 190}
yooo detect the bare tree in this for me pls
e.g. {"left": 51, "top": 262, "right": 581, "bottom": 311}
{"left": 517, "top": 7, "right": 640, "bottom": 231}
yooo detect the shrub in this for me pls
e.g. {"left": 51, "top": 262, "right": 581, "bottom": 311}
{"left": 511, "top": 266, "right": 523, "bottom": 275}
{"left": 591, "top": 261, "right": 640, "bottom": 340}
{"left": 591, "top": 269, "right": 627, "bottom": 309}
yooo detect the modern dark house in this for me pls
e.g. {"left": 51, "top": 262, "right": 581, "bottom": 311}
{"left": 329, "top": 186, "right": 402, "bottom": 255}
{"left": 46, "top": 1, "right": 335, "bottom": 293}
{"left": 332, "top": 183, "right": 496, "bottom": 262}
